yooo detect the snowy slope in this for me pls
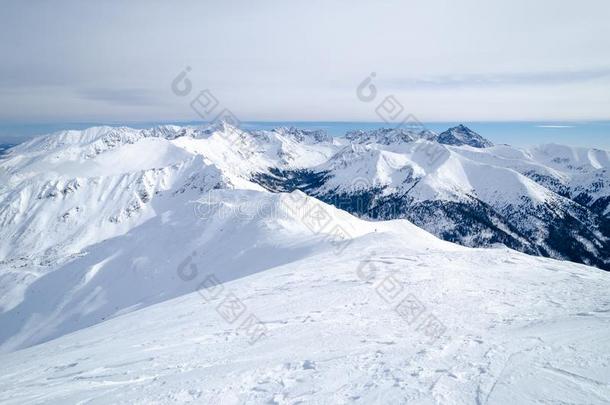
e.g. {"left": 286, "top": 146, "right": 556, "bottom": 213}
{"left": 1, "top": 123, "right": 609, "bottom": 404}
{"left": 0, "top": 217, "right": 608, "bottom": 404}
{"left": 1, "top": 189, "right": 417, "bottom": 352}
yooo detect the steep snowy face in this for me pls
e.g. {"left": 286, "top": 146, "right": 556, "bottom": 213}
{"left": 436, "top": 124, "right": 494, "bottom": 148}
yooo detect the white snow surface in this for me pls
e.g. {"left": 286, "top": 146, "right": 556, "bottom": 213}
{"left": 0, "top": 215, "right": 609, "bottom": 404}
{"left": 0, "top": 124, "right": 609, "bottom": 404}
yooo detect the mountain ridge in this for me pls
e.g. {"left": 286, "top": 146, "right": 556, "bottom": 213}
{"left": 2, "top": 123, "right": 607, "bottom": 271}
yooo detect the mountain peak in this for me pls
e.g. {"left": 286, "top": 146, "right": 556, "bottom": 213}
{"left": 345, "top": 128, "right": 416, "bottom": 145}
{"left": 437, "top": 125, "right": 494, "bottom": 148}
{"left": 274, "top": 126, "right": 331, "bottom": 143}
{"left": 202, "top": 119, "right": 240, "bottom": 134}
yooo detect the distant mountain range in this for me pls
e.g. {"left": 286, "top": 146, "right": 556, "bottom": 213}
{"left": 1, "top": 123, "right": 607, "bottom": 273}
{"left": 250, "top": 124, "right": 610, "bottom": 270}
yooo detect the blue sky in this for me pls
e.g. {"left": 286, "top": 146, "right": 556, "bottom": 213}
{"left": 1, "top": 0, "right": 609, "bottom": 147}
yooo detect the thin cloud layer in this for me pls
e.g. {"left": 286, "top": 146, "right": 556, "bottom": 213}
{"left": 1, "top": 0, "right": 609, "bottom": 123}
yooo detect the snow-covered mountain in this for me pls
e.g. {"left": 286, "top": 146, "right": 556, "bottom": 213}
{"left": 1, "top": 123, "right": 609, "bottom": 403}
{"left": 252, "top": 126, "right": 610, "bottom": 270}
{"left": 1, "top": 122, "right": 608, "bottom": 278}
{"left": 436, "top": 124, "right": 495, "bottom": 148}
{"left": 0, "top": 123, "right": 608, "bottom": 291}
{"left": 0, "top": 123, "right": 340, "bottom": 348}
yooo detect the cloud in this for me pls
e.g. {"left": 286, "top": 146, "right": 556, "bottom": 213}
{"left": 0, "top": 0, "right": 609, "bottom": 123}
{"left": 382, "top": 68, "right": 610, "bottom": 90}
{"left": 78, "top": 88, "right": 162, "bottom": 106}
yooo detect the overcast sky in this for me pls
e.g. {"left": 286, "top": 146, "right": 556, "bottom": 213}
{"left": 1, "top": 0, "right": 610, "bottom": 126}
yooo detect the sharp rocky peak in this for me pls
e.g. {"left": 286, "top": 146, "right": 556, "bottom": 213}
{"left": 436, "top": 125, "right": 494, "bottom": 148}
